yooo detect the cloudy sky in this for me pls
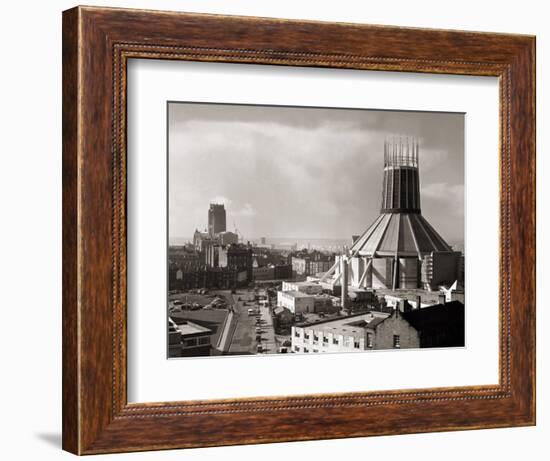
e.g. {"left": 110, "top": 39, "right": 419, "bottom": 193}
{"left": 168, "top": 102, "right": 464, "bottom": 245}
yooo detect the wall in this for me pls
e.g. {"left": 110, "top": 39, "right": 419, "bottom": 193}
{"left": 0, "top": 1, "right": 547, "bottom": 461}
{"left": 374, "top": 311, "right": 421, "bottom": 350}
{"left": 278, "top": 291, "right": 314, "bottom": 313}
{"left": 292, "top": 326, "right": 363, "bottom": 353}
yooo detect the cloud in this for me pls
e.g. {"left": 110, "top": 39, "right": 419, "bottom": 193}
{"left": 209, "top": 196, "right": 232, "bottom": 206}
{"left": 421, "top": 183, "right": 464, "bottom": 203}
{"left": 168, "top": 103, "right": 465, "bottom": 243}
{"left": 233, "top": 203, "right": 256, "bottom": 217}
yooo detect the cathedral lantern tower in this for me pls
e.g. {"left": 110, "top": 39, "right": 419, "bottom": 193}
{"left": 381, "top": 137, "right": 421, "bottom": 214}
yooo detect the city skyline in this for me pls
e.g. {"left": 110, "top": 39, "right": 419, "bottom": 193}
{"left": 169, "top": 103, "right": 465, "bottom": 245}
{"left": 168, "top": 103, "right": 466, "bottom": 359}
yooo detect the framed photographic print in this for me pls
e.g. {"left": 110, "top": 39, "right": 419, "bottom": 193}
{"left": 62, "top": 6, "right": 535, "bottom": 455}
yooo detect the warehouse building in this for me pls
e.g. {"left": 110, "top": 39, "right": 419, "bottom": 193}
{"left": 291, "top": 309, "right": 420, "bottom": 353}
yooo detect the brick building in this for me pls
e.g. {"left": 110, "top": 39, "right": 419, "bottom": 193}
{"left": 291, "top": 310, "right": 420, "bottom": 353}
{"left": 291, "top": 250, "right": 335, "bottom": 276}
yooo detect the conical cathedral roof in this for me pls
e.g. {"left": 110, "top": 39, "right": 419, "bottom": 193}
{"left": 350, "top": 212, "right": 452, "bottom": 259}
{"left": 348, "top": 137, "right": 453, "bottom": 259}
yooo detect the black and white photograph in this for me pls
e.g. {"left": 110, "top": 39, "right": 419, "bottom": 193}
{"left": 167, "top": 102, "right": 465, "bottom": 358}
{"left": 1, "top": 0, "right": 542, "bottom": 458}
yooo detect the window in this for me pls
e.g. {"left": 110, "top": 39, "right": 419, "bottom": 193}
{"left": 323, "top": 336, "right": 329, "bottom": 344}
{"left": 304, "top": 333, "right": 310, "bottom": 340}
{"left": 354, "top": 341, "right": 360, "bottom": 349}
{"left": 393, "top": 335, "right": 401, "bottom": 348}
{"left": 183, "top": 338, "right": 197, "bottom": 347}
{"left": 294, "top": 330, "right": 300, "bottom": 338}
{"left": 294, "top": 346, "right": 300, "bottom": 352}
{"left": 332, "top": 337, "right": 339, "bottom": 345}
{"left": 303, "top": 348, "right": 309, "bottom": 353}
{"left": 198, "top": 336, "right": 210, "bottom": 345}
{"left": 366, "top": 332, "right": 373, "bottom": 348}
{"left": 313, "top": 335, "right": 319, "bottom": 343}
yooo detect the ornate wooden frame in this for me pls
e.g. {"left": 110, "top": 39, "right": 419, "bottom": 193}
{"left": 62, "top": 5, "right": 536, "bottom": 455}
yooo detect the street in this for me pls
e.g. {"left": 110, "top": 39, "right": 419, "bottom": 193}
{"left": 227, "top": 290, "right": 277, "bottom": 355}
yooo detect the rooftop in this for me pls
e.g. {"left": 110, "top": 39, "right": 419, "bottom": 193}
{"left": 379, "top": 289, "right": 443, "bottom": 305}
{"left": 350, "top": 212, "right": 452, "bottom": 258}
{"left": 296, "top": 311, "right": 390, "bottom": 336}
{"left": 273, "top": 306, "right": 290, "bottom": 315}
{"left": 402, "top": 301, "right": 465, "bottom": 332}
{"left": 281, "top": 290, "right": 311, "bottom": 298}
{"left": 175, "top": 320, "right": 212, "bottom": 337}
{"left": 287, "top": 281, "right": 321, "bottom": 287}
{"left": 170, "top": 309, "right": 228, "bottom": 344}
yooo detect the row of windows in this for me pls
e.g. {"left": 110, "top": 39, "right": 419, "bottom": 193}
{"left": 293, "top": 334, "right": 400, "bottom": 350}
{"left": 182, "top": 336, "right": 210, "bottom": 348}
{"left": 296, "top": 331, "right": 368, "bottom": 348}
{"left": 294, "top": 346, "right": 320, "bottom": 353}
{"left": 294, "top": 332, "right": 380, "bottom": 349}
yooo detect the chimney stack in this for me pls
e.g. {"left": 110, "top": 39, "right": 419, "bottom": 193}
{"left": 341, "top": 257, "right": 349, "bottom": 310}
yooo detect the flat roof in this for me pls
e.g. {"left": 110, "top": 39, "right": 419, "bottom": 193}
{"left": 281, "top": 290, "right": 311, "bottom": 298}
{"left": 176, "top": 320, "right": 212, "bottom": 337}
{"left": 379, "top": 288, "right": 442, "bottom": 304}
{"left": 286, "top": 281, "right": 320, "bottom": 286}
{"left": 296, "top": 312, "right": 390, "bottom": 336}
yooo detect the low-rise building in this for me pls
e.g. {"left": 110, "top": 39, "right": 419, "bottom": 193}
{"left": 278, "top": 290, "right": 314, "bottom": 314}
{"left": 252, "top": 263, "right": 293, "bottom": 281}
{"left": 291, "top": 250, "right": 335, "bottom": 276}
{"left": 168, "top": 317, "right": 213, "bottom": 357}
{"left": 274, "top": 264, "right": 293, "bottom": 280}
{"left": 277, "top": 290, "right": 336, "bottom": 314}
{"left": 291, "top": 309, "right": 420, "bottom": 353}
{"left": 282, "top": 280, "right": 323, "bottom": 295}
{"left": 313, "top": 295, "right": 338, "bottom": 314}
{"left": 176, "top": 320, "right": 213, "bottom": 357}
{"left": 309, "top": 259, "right": 333, "bottom": 276}
{"left": 169, "top": 245, "right": 202, "bottom": 270}
{"left": 171, "top": 309, "right": 229, "bottom": 352}
{"left": 253, "top": 265, "right": 275, "bottom": 280}
{"left": 383, "top": 290, "right": 443, "bottom": 310}
{"left": 402, "top": 300, "right": 465, "bottom": 347}
{"left": 168, "top": 317, "right": 183, "bottom": 357}
{"left": 291, "top": 256, "right": 309, "bottom": 275}
{"left": 169, "top": 267, "right": 244, "bottom": 290}
{"left": 218, "top": 244, "right": 253, "bottom": 283}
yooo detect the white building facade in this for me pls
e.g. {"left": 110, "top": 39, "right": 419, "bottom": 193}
{"left": 291, "top": 310, "right": 420, "bottom": 353}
